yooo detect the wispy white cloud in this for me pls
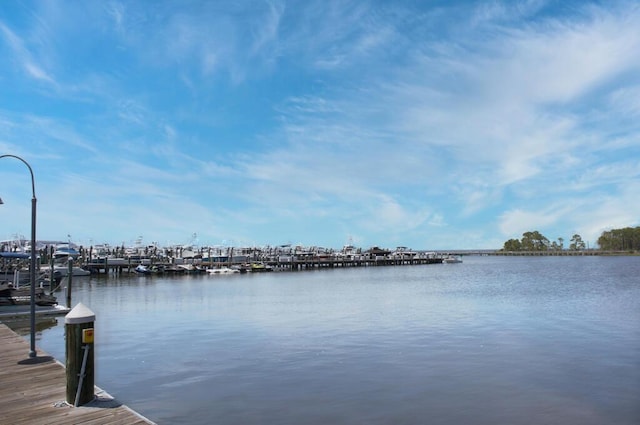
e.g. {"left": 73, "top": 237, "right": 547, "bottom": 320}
{"left": 470, "top": 0, "right": 547, "bottom": 26}
{"left": 0, "top": 21, "right": 56, "bottom": 84}
{"left": 105, "top": 1, "right": 126, "bottom": 35}
{"left": 249, "top": 0, "right": 284, "bottom": 57}
{"left": 608, "top": 85, "right": 640, "bottom": 118}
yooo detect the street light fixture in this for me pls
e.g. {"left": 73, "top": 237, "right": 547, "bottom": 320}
{"left": 0, "top": 154, "right": 38, "bottom": 358}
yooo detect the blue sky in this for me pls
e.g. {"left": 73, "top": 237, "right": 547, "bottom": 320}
{"left": 0, "top": 0, "right": 639, "bottom": 250}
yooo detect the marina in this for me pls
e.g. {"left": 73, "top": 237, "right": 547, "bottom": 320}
{"left": 81, "top": 252, "right": 445, "bottom": 274}
{"left": 1, "top": 241, "right": 449, "bottom": 277}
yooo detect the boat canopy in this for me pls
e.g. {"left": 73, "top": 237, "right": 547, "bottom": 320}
{"left": 0, "top": 252, "right": 30, "bottom": 259}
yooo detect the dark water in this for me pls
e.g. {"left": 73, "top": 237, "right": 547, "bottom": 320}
{"left": 34, "top": 256, "right": 640, "bottom": 424}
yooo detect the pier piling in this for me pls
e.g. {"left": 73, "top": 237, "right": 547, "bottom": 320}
{"left": 65, "top": 303, "right": 96, "bottom": 406}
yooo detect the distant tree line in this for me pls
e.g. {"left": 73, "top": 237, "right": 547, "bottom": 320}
{"left": 502, "top": 231, "right": 585, "bottom": 252}
{"left": 502, "top": 226, "right": 640, "bottom": 252}
{"left": 597, "top": 226, "right": 640, "bottom": 251}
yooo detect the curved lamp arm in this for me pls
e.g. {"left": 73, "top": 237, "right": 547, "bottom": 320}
{"left": 0, "top": 154, "right": 38, "bottom": 358}
{"left": 0, "top": 154, "right": 36, "bottom": 200}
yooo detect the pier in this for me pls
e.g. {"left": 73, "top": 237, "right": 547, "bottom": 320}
{"left": 0, "top": 323, "right": 155, "bottom": 425}
{"left": 80, "top": 254, "right": 445, "bottom": 274}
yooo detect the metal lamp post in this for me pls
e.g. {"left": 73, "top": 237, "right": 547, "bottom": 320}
{"left": 0, "top": 154, "right": 38, "bottom": 358}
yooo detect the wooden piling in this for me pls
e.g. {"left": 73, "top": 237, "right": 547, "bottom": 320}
{"left": 66, "top": 258, "right": 73, "bottom": 308}
{"left": 65, "top": 303, "right": 95, "bottom": 406}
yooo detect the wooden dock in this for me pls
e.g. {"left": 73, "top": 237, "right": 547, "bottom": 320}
{"left": 81, "top": 255, "right": 445, "bottom": 274}
{"left": 0, "top": 323, "right": 155, "bottom": 425}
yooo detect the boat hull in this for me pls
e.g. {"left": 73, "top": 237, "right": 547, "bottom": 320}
{"left": 0, "top": 285, "right": 58, "bottom": 306}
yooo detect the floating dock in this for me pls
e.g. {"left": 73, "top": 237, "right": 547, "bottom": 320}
{"left": 0, "top": 323, "right": 155, "bottom": 425}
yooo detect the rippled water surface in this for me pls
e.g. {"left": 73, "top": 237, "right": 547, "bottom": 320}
{"left": 34, "top": 256, "right": 640, "bottom": 424}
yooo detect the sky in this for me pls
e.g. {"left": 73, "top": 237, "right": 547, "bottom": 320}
{"left": 0, "top": 0, "right": 639, "bottom": 251}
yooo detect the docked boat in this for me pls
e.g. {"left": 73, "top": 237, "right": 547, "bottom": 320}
{"left": 391, "top": 246, "right": 419, "bottom": 259}
{"left": 134, "top": 264, "right": 152, "bottom": 274}
{"left": 0, "top": 283, "right": 58, "bottom": 306}
{"left": 54, "top": 266, "right": 90, "bottom": 276}
{"left": 177, "top": 264, "right": 205, "bottom": 274}
{"left": 442, "top": 255, "right": 463, "bottom": 264}
{"left": 52, "top": 243, "right": 80, "bottom": 259}
{"left": 1, "top": 267, "right": 64, "bottom": 289}
{"left": 336, "top": 244, "right": 362, "bottom": 260}
{"left": 367, "top": 246, "right": 392, "bottom": 259}
{"left": 38, "top": 270, "right": 64, "bottom": 287}
{"left": 207, "top": 267, "right": 240, "bottom": 275}
{"left": 249, "top": 262, "right": 273, "bottom": 272}
{"left": 49, "top": 261, "right": 91, "bottom": 277}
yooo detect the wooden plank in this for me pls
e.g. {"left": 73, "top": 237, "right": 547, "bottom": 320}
{"left": 0, "top": 323, "right": 156, "bottom": 425}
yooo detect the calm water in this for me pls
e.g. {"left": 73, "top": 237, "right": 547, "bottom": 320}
{"left": 30, "top": 256, "right": 640, "bottom": 424}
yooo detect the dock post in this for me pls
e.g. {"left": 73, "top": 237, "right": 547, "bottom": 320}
{"left": 66, "top": 258, "right": 73, "bottom": 308}
{"left": 49, "top": 251, "right": 55, "bottom": 295}
{"left": 65, "top": 303, "right": 96, "bottom": 406}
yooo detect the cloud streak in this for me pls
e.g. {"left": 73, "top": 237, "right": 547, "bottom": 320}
{"left": 0, "top": 22, "right": 56, "bottom": 84}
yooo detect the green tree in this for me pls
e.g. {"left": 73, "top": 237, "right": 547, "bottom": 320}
{"left": 521, "top": 231, "right": 550, "bottom": 251}
{"left": 503, "top": 238, "right": 522, "bottom": 251}
{"left": 598, "top": 226, "right": 640, "bottom": 250}
{"left": 550, "top": 238, "right": 564, "bottom": 251}
{"left": 569, "top": 234, "right": 586, "bottom": 251}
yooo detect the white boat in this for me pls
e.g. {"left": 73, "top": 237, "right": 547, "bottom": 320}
{"left": 0, "top": 282, "right": 58, "bottom": 306}
{"left": 47, "top": 257, "right": 91, "bottom": 276}
{"left": 177, "top": 263, "right": 203, "bottom": 273}
{"left": 52, "top": 265, "right": 91, "bottom": 276}
{"left": 336, "top": 244, "right": 362, "bottom": 260}
{"left": 442, "top": 255, "right": 463, "bottom": 264}
{"left": 390, "top": 246, "right": 418, "bottom": 259}
{"left": 134, "top": 264, "right": 151, "bottom": 274}
{"left": 52, "top": 243, "right": 80, "bottom": 259}
{"left": 207, "top": 267, "right": 240, "bottom": 275}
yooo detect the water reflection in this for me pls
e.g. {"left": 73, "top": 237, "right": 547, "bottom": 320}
{"left": 4, "top": 316, "right": 59, "bottom": 335}
{"left": 32, "top": 256, "right": 640, "bottom": 425}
